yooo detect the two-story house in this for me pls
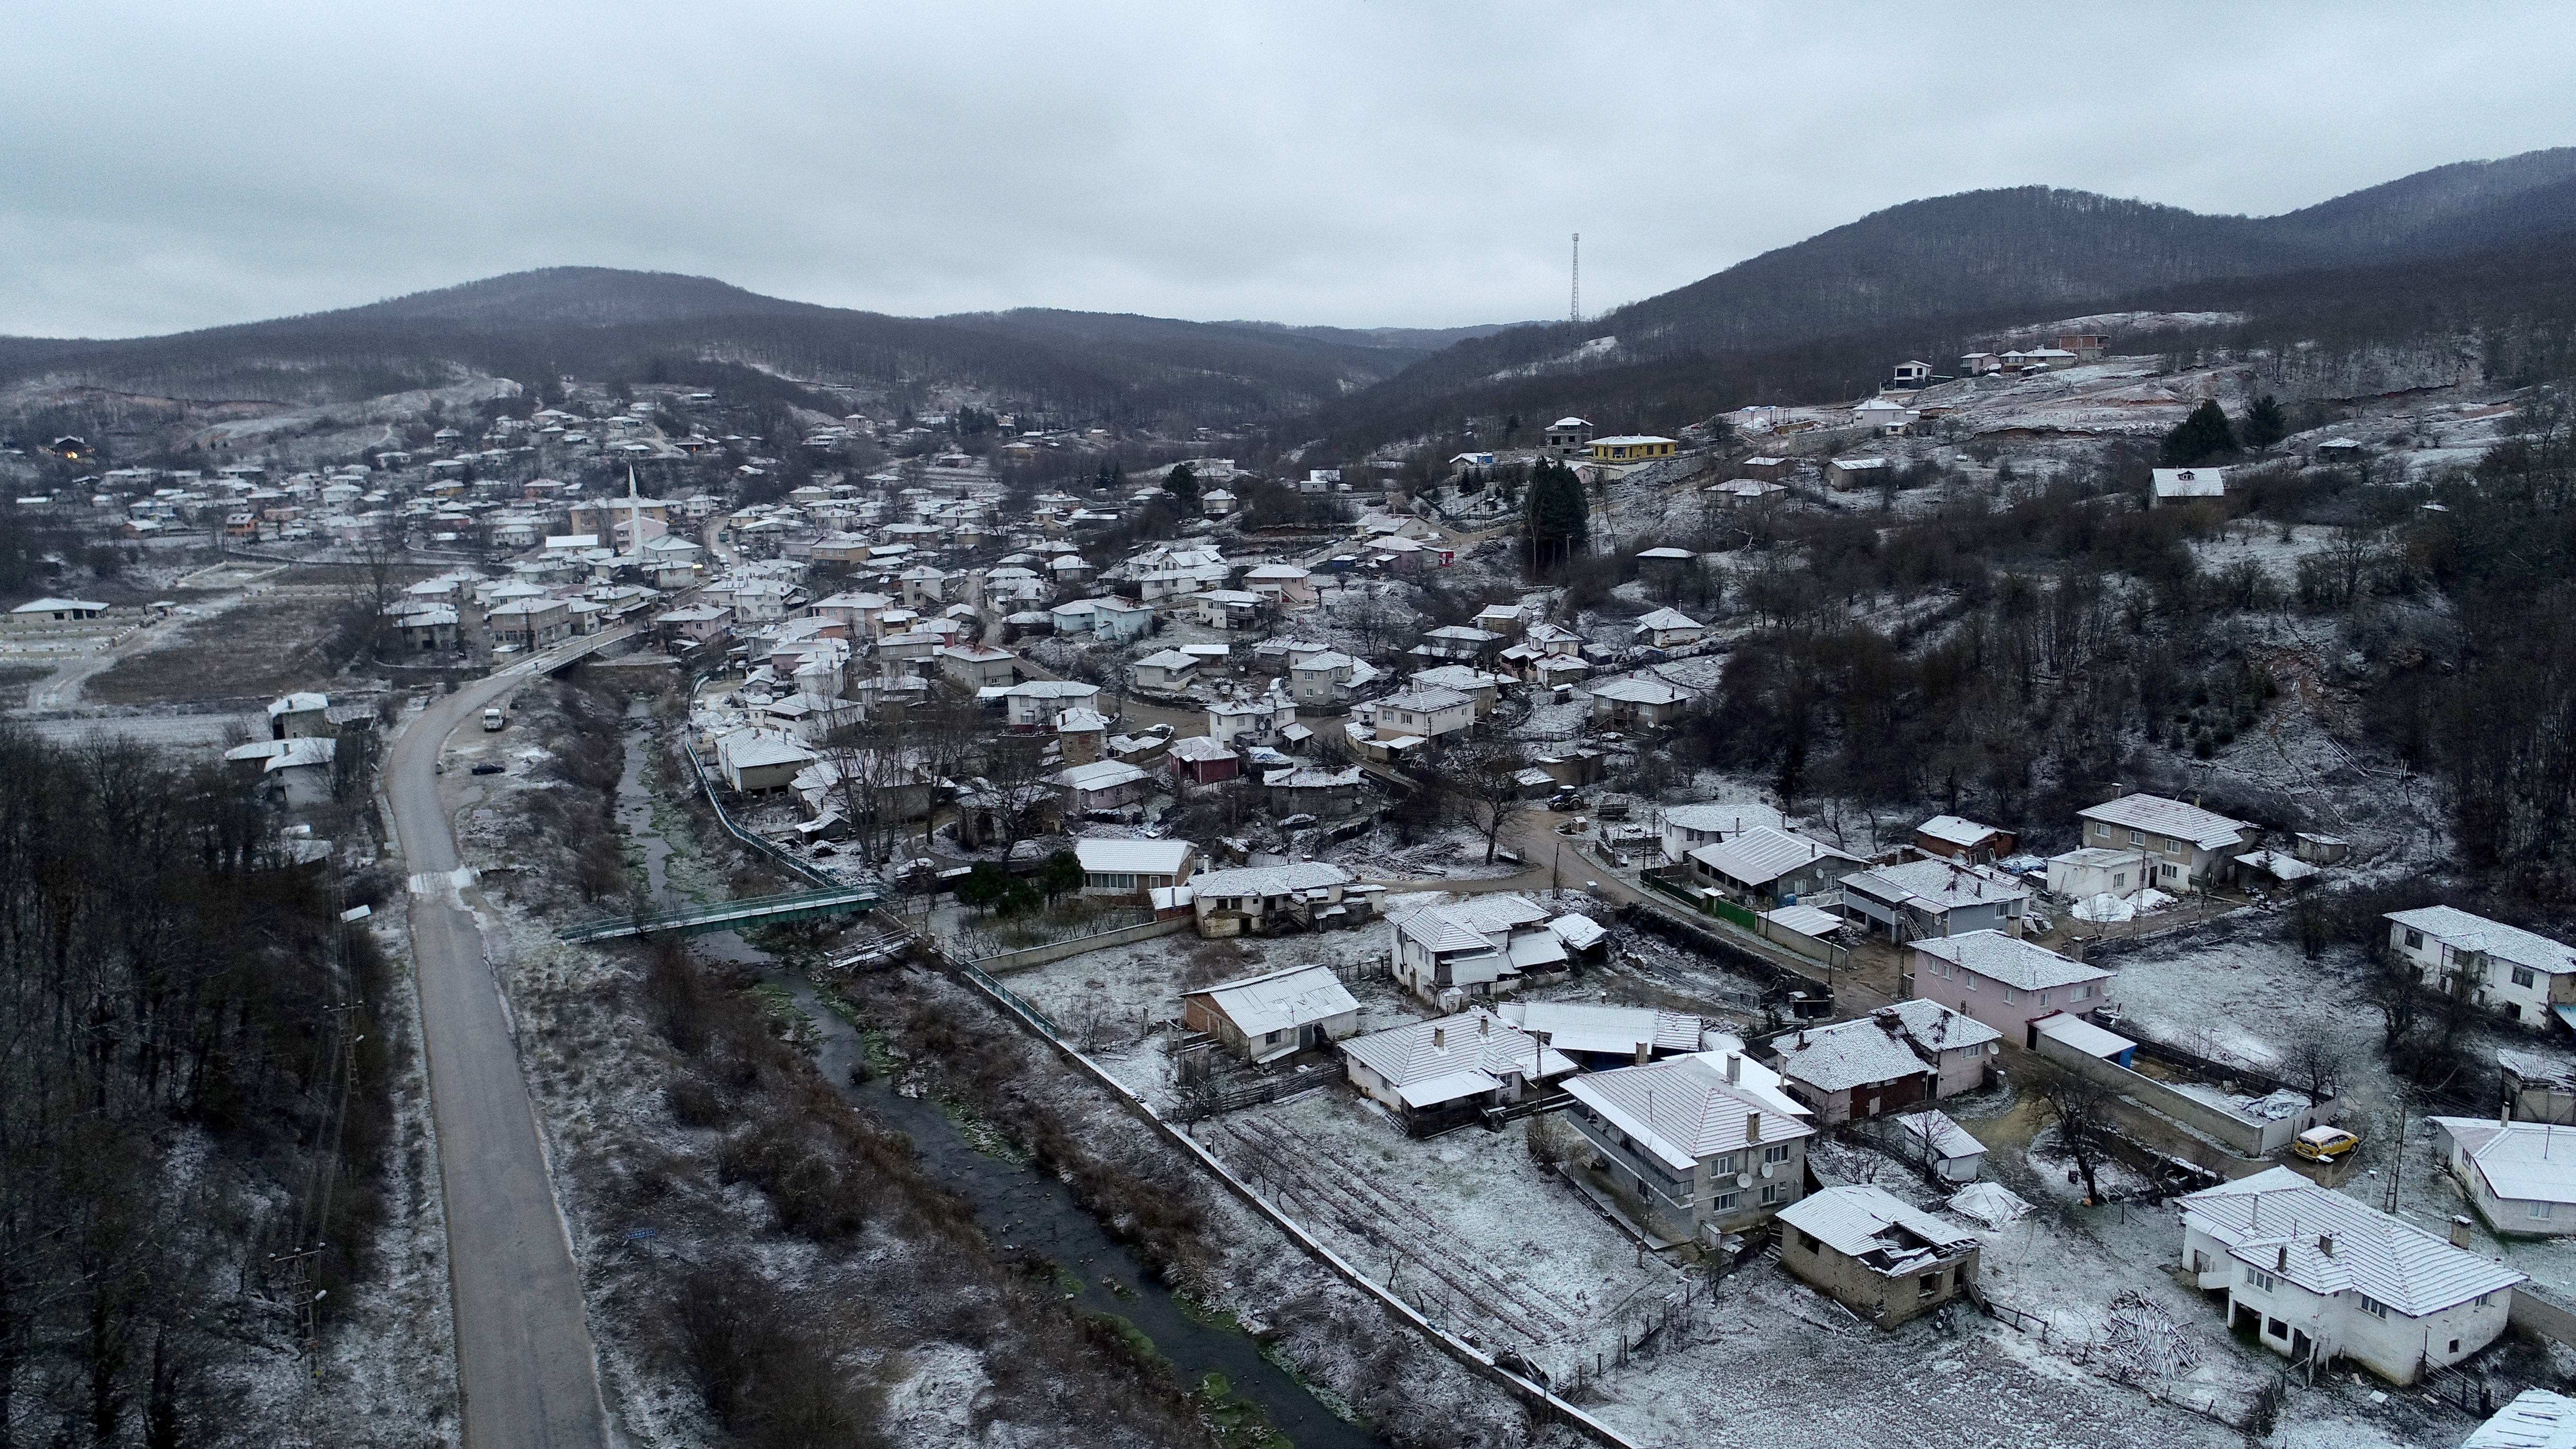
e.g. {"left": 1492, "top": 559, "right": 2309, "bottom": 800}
{"left": 1838, "top": 857, "right": 2030, "bottom": 943}
{"left": 1356, "top": 687, "right": 1476, "bottom": 744}
{"left": 1562, "top": 1051, "right": 1816, "bottom": 1246}
{"left": 1391, "top": 893, "right": 1563, "bottom": 1005}
{"left": 1683, "top": 826, "right": 1865, "bottom": 910}
{"left": 2387, "top": 907, "right": 2576, "bottom": 1024}
{"left": 1907, "top": 931, "right": 2112, "bottom": 1046}
{"left": 2075, "top": 791, "right": 2260, "bottom": 892}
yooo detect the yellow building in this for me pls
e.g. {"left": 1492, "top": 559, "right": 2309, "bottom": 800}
{"left": 1587, "top": 435, "right": 1677, "bottom": 463}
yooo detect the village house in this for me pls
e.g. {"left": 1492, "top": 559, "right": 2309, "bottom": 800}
{"left": 1391, "top": 894, "right": 1565, "bottom": 1006}
{"left": 9, "top": 596, "right": 108, "bottom": 622}
{"left": 1544, "top": 416, "right": 1594, "bottom": 457}
{"left": 1183, "top": 964, "right": 1361, "bottom": 1063}
{"left": 1769, "top": 1018, "right": 1938, "bottom": 1125}
{"left": 1341, "top": 1008, "right": 1578, "bottom": 1136}
{"left": 1827, "top": 457, "right": 1887, "bottom": 488}
{"left": 2076, "top": 790, "right": 2261, "bottom": 892}
{"left": 1001, "top": 679, "right": 1102, "bottom": 730}
{"left": 1242, "top": 563, "right": 1316, "bottom": 606}
{"left": 714, "top": 730, "right": 819, "bottom": 793}
{"left": 2150, "top": 467, "right": 2228, "bottom": 506}
{"left": 1913, "top": 814, "right": 2015, "bottom": 863}
{"left": 1778, "top": 1185, "right": 1982, "bottom": 1328}
{"left": 1870, "top": 999, "right": 2002, "bottom": 1096}
{"left": 2386, "top": 906, "right": 2576, "bottom": 1025}
{"left": 1630, "top": 608, "right": 1704, "bottom": 650}
{"left": 1355, "top": 686, "right": 1476, "bottom": 746}
{"left": 1266, "top": 765, "right": 1366, "bottom": 818}
{"left": 1837, "top": 857, "right": 2030, "bottom": 943}
{"left": 1587, "top": 675, "right": 1693, "bottom": 728}
{"left": 2044, "top": 845, "right": 2155, "bottom": 903}
{"left": 224, "top": 736, "right": 338, "bottom": 808}
{"left": 1187, "top": 860, "right": 1366, "bottom": 937}
{"left": 2430, "top": 1118, "right": 2576, "bottom": 1236}
{"left": 936, "top": 644, "right": 1021, "bottom": 690}
{"left": 1167, "top": 734, "right": 1241, "bottom": 787}
{"left": 1658, "top": 802, "right": 1787, "bottom": 864}
{"left": 2503, "top": 1051, "right": 2576, "bottom": 1126}
{"left": 1415, "top": 625, "right": 1505, "bottom": 663}
{"left": 1205, "top": 690, "right": 1298, "bottom": 748}
{"left": 267, "top": 691, "right": 335, "bottom": 740}
{"left": 1562, "top": 1050, "right": 1816, "bottom": 1244}
{"left": 486, "top": 596, "right": 573, "bottom": 649}
{"left": 1055, "top": 759, "right": 1154, "bottom": 814}
{"left": 1072, "top": 837, "right": 1197, "bottom": 901}
{"left": 1288, "top": 649, "right": 1376, "bottom": 706}
{"left": 1587, "top": 435, "right": 1677, "bottom": 464}
{"left": 1131, "top": 648, "right": 1201, "bottom": 692}
{"left": 1683, "top": 826, "right": 1865, "bottom": 910}
{"left": 2179, "top": 1167, "right": 2523, "bottom": 1383}
{"left": 1908, "top": 931, "right": 2113, "bottom": 1045}
{"left": 1406, "top": 664, "right": 1505, "bottom": 716}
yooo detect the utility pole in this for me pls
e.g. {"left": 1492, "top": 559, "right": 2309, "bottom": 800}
{"left": 1570, "top": 233, "right": 1582, "bottom": 328}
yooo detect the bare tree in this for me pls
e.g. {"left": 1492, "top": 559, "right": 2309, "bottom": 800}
{"left": 2036, "top": 1064, "right": 2116, "bottom": 1204}
{"left": 1448, "top": 740, "right": 1530, "bottom": 864}
{"left": 2278, "top": 1018, "right": 2349, "bottom": 1105}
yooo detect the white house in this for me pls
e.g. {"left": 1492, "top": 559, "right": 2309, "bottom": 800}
{"left": 1838, "top": 857, "right": 2030, "bottom": 943}
{"left": 1131, "top": 648, "right": 1201, "bottom": 692}
{"left": 1587, "top": 675, "right": 1693, "bottom": 728}
{"left": 1893, "top": 1110, "right": 1987, "bottom": 1183}
{"left": 1205, "top": 690, "right": 1298, "bottom": 748}
{"left": 1072, "top": 837, "right": 1197, "bottom": 899}
{"left": 2075, "top": 791, "right": 2260, "bottom": 892}
{"left": 1659, "top": 802, "right": 1787, "bottom": 863}
{"left": 1850, "top": 397, "right": 1918, "bottom": 435}
{"left": 1682, "top": 826, "right": 1865, "bottom": 910}
{"left": 1356, "top": 687, "right": 1475, "bottom": 744}
{"left": 1185, "top": 860, "right": 1363, "bottom": 938}
{"left": 2179, "top": 1167, "right": 2523, "bottom": 1383}
{"left": 1907, "top": 931, "right": 2112, "bottom": 1045}
{"left": 1184, "top": 964, "right": 1358, "bottom": 1062}
{"left": 1001, "top": 679, "right": 1102, "bottom": 729}
{"left": 1391, "top": 894, "right": 1563, "bottom": 1006}
{"left": 2387, "top": 907, "right": 2576, "bottom": 1025}
{"left": 2431, "top": 1118, "right": 2576, "bottom": 1236}
{"left": 2465, "top": 1390, "right": 2576, "bottom": 1449}
{"left": 1630, "top": 607, "right": 1704, "bottom": 650}
{"left": 1056, "top": 759, "right": 1154, "bottom": 814}
{"left": 2045, "top": 846, "right": 2156, "bottom": 904}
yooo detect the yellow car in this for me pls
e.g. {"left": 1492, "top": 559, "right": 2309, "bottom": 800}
{"left": 2294, "top": 1126, "right": 2360, "bottom": 1161}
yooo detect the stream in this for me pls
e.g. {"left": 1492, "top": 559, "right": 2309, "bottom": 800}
{"left": 616, "top": 710, "right": 1378, "bottom": 1448}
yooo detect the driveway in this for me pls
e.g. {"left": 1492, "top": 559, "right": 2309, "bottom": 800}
{"left": 385, "top": 631, "right": 630, "bottom": 1449}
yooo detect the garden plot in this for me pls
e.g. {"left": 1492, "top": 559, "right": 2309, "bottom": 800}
{"left": 1202, "top": 1089, "right": 1677, "bottom": 1374}
{"left": 1322, "top": 821, "right": 1527, "bottom": 881}
{"left": 2092, "top": 918, "right": 2358, "bottom": 1070}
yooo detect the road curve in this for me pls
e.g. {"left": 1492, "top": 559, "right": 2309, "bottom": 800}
{"left": 385, "top": 632, "right": 632, "bottom": 1449}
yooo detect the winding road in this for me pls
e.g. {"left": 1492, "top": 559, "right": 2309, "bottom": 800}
{"left": 384, "top": 630, "right": 632, "bottom": 1449}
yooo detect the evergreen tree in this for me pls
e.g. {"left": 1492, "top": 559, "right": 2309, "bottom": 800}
{"left": 1165, "top": 462, "right": 1199, "bottom": 509}
{"left": 1524, "top": 460, "right": 1590, "bottom": 571}
{"left": 2161, "top": 399, "right": 2238, "bottom": 467}
{"left": 2242, "top": 394, "right": 2288, "bottom": 450}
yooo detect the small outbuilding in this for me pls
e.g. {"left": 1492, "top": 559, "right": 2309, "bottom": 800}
{"left": 1183, "top": 964, "right": 1361, "bottom": 1064}
{"left": 1778, "top": 1184, "right": 1982, "bottom": 1328}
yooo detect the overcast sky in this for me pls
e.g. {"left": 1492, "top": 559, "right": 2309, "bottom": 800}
{"left": 6, "top": 2, "right": 2573, "bottom": 338}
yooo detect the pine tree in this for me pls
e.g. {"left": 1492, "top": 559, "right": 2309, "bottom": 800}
{"left": 1165, "top": 462, "right": 1199, "bottom": 509}
{"left": 1524, "top": 461, "right": 1590, "bottom": 571}
{"left": 2161, "top": 399, "right": 2238, "bottom": 467}
{"left": 2242, "top": 394, "right": 2288, "bottom": 451}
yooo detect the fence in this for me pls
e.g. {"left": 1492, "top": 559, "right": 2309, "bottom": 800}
{"left": 681, "top": 737, "right": 842, "bottom": 891}
{"left": 965, "top": 915, "right": 1191, "bottom": 974}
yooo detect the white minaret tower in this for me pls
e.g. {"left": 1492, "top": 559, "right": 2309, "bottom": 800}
{"left": 620, "top": 463, "right": 649, "bottom": 563}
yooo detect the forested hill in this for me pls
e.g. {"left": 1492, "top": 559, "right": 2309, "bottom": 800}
{"left": 1347, "top": 147, "right": 2576, "bottom": 418}
{"left": 0, "top": 267, "right": 1518, "bottom": 429}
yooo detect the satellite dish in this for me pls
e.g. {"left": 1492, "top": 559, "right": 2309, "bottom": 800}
{"left": 1734, "top": 1172, "right": 1754, "bottom": 1189}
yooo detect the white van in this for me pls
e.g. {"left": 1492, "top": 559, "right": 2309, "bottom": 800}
{"left": 482, "top": 706, "right": 506, "bottom": 732}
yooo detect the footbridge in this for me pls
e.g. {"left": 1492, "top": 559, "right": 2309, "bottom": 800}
{"left": 556, "top": 883, "right": 887, "bottom": 943}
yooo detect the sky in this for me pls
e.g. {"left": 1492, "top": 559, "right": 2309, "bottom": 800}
{"left": 5, "top": 2, "right": 2574, "bottom": 339}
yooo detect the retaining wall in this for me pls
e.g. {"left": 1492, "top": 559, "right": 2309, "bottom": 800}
{"left": 2032, "top": 1033, "right": 2339, "bottom": 1157}
{"left": 2512, "top": 1286, "right": 2576, "bottom": 1348}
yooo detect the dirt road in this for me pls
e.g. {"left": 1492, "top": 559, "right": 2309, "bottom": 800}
{"left": 384, "top": 633, "right": 630, "bottom": 1449}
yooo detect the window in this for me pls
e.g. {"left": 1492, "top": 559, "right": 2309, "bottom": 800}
{"left": 2514, "top": 967, "right": 2538, "bottom": 989}
{"left": 1764, "top": 1144, "right": 1792, "bottom": 1164}
{"left": 2267, "top": 1318, "right": 2289, "bottom": 1339}
{"left": 2161, "top": 863, "right": 2180, "bottom": 879}
{"left": 2094, "top": 821, "right": 2110, "bottom": 837}
{"left": 1919, "top": 1272, "right": 1941, "bottom": 1296}
{"left": 1713, "top": 1191, "right": 1739, "bottom": 1212}
{"left": 2072, "top": 983, "right": 2092, "bottom": 1001}
{"left": 2477, "top": 1293, "right": 2494, "bottom": 1308}
{"left": 1712, "top": 1154, "right": 1736, "bottom": 1175}
{"left": 2533, "top": 1200, "right": 2554, "bottom": 1220}
{"left": 2358, "top": 1295, "right": 2388, "bottom": 1319}
{"left": 2003, "top": 989, "right": 2021, "bottom": 1005}
{"left": 1760, "top": 1183, "right": 1784, "bottom": 1205}
{"left": 2037, "top": 992, "right": 2051, "bottom": 1007}
{"left": 2247, "top": 1269, "right": 2276, "bottom": 1293}
{"left": 2449, "top": 1338, "right": 2462, "bottom": 1354}
{"left": 2112, "top": 873, "right": 2127, "bottom": 889}
{"left": 1264, "top": 1030, "right": 1280, "bottom": 1044}
{"left": 2129, "top": 829, "right": 2143, "bottom": 845}
{"left": 2405, "top": 929, "right": 2424, "bottom": 950}
{"left": 1796, "top": 1231, "right": 1820, "bottom": 1253}
{"left": 1963, "top": 974, "right": 1977, "bottom": 991}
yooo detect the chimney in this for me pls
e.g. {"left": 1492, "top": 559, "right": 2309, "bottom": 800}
{"left": 1481, "top": 1014, "right": 1491, "bottom": 1037}
{"left": 1433, "top": 1026, "right": 1446, "bottom": 1051}
{"left": 1634, "top": 1041, "right": 1650, "bottom": 1065}
{"left": 2275, "top": 1245, "right": 2289, "bottom": 1273}
{"left": 2318, "top": 1234, "right": 2335, "bottom": 1258}
{"left": 2451, "top": 1215, "right": 2475, "bottom": 1248}
{"left": 1725, "top": 1053, "right": 1742, "bottom": 1084}
{"left": 2106, "top": 783, "right": 2128, "bottom": 803}
{"left": 1747, "top": 1112, "right": 1762, "bottom": 1143}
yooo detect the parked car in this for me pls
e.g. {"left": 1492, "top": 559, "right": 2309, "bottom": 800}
{"left": 2294, "top": 1125, "right": 2359, "bottom": 1161}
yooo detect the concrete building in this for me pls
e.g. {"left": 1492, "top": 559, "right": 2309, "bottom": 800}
{"left": 1562, "top": 1051, "right": 1816, "bottom": 1245}
{"left": 1778, "top": 1185, "right": 1982, "bottom": 1328}
{"left": 1391, "top": 894, "right": 1562, "bottom": 1006}
{"left": 1072, "top": 837, "right": 1197, "bottom": 900}
{"left": 2179, "top": 1167, "right": 2523, "bottom": 1383}
{"left": 1907, "top": 931, "right": 2112, "bottom": 1046}
{"left": 1838, "top": 857, "right": 2030, "bottom": 943}
{"left": 2430, "top": 1118, "right": 2576, "bottom": 1236}
{"left": 1341, "top": 1008, "right": 1577, "bottom": 1136}
{"left": 2075, "top": 791, "right": 2260, "bottom": 891}
{"left": 1769, "top": 1018, "right": 1937, "bottom": 1126}
{"left": 1186, "top": 861, "right": 1364, "bottom": 938}
{"left": 2387, "top": 907, "right": 2576, "bottom": 1026}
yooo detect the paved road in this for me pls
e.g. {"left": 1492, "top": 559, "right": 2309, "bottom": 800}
{"left": 385, "top": 631, "right": 632, "bottom": 1449}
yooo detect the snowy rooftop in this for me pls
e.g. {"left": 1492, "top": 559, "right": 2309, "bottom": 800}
{"left": 1072, "top": 837, "right": 1194, "bottom": 875}
{"left": 1341, "top": 1008, "right": 1574, "bottom": 1096}
{"left": 2078, "top": 792, "right": 2255, "bottom": 850}
{"left": 1909, "top": 930, "right": 2108, "bottom": 991}
{"left": 1686, "top": 826, "right": 1862, "bottom": 887}
{"left": 1663, "top": 802, "right": 1785, "bottom": 836}
{"left": 1189, "top": 861, "right": 1352, "bottom": 900}
{"left": 2180, "top": 1166, "right": 2526, "bottom": 1316}
{"left": 2465, "top": 1389, "right": 2576, "bottom": 1449}
{"left": 1916, "top": 814, "right": 2008, "bottom": 847}
{"left": 2389, "top": 907, "right": 2576, "bottom": 977}
{"left": 1842, "top": 857, "right": 2030, "bottom": 913}
{"left": 2430, "top": 1119, "right": 2576, "bottom": 1206}
{"left": 1188, "top": 964, "right": 1358, "bottom": 1040}
{"left": 1564, "top": 1056, "right": 1816, "bottom": 1171}
{"left": 1895, "top": 1109, "right": 1985, "bottom": 1162}
{"left": 1497, "top": 1000, "right": 1698, "bottom": 1057}
{"left": 1779, "top": 1184, "right": 1979, "bottom": 1270}
{"left": 1876, "top": 999, "right": 2001, "bottom": 1050}
{"left": 1772, "top": 1019, "right": 1934, "bottom": 1094}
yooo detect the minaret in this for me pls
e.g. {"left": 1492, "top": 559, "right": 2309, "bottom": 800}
{"left": 621, "top": 463, "right": 648, "bottom": 563}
